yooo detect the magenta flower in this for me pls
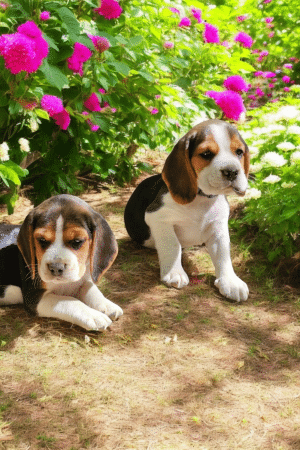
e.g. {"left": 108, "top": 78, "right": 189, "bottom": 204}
{"left": 163, "top": 41, "right": 174, "bottom": 49}
{"left": 256, "top": 88, "right": 264, "bottom": 97}
{"left": 248, "top": 95, "right": 256, "bottom": 101}
{"left": 169, "top": 7, "right": 180, "bottom": 14}
{"left": 206, "top": 91, "right": 222, "bottom": 101}
{"left": 236, "top": 15, "right": 247, "bottom": 22}
{"left": 284, "top": 87, "right": 290, "bottom": 92}
{"left": 191, "top": 8, "right": 202, "bottom": 23}
{"left": 269, "top": 83, "right": 274, "bottom": 89}
{"left": 178, "top": 17, "right": 191, "bottom": 27}
{"left": 234, "top": 32, "right": 253, "bottom": 48}
{"left": 0, "top": 21, "right": 48, "bottom": 74}
{"left": 254, "top": 71, "right": 263, "bottom": 77}
{"left": 264, "top": 0, "right": 272, "bottom": 3}
{"left": 51, "top": 109, "right": 70, "bottom": 130}
{"left": 98, "top": 88, "right": 106, "bottom": 94}
{"left": 40, "top": 11, "right": 50, "bottom": 21}
{"left": 0, "top": 3, "right": 8, "bottom": 9}
{"left": 223, "top": 75, "right": 249, "bottom": 93}
{"left": 150, "top": 108, "right": 159, "bottom": 115}
{"left": 94, "top": 0, "right": 122, "bottom": 20}
{"left": 283, "top": 64, "right": 293, "bottom": 69}
{"left": 67, "top": 42, "right": 92, "bottom": 76}
{"left": 282, "top": 75, "right": 291, "bottom": 83}
{"left": 84, "top": 93, "right": 102, "bottom": 112}
{"left": 88, "top": 34, "right": 110, "bottom": 53}
{"left": 203, "top": 23, "right": 220, "bottom": 44}
{"left": 263, "top": 71, "right": 276, "bottom": 78}
{"left": 265, "top": 17, "right": 274, "bottom": 23}
{"left": 207, "top": 90, "right": 245, "bottom": 121}
{"left": 41, "top": 95, "right": 64, "bottom": 116}
{"left": 268, "top": 32, "right": 275, "bottom": 38}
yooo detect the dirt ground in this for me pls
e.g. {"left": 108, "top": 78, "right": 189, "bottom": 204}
{"left": 0, "top": 153, "right": 300, "bottom": 450}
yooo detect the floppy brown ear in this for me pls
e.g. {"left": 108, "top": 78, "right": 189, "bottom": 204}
{"left": 17, "top": 210, "right": 36, "bottom": 279}
{"left": 162, "top": 132, "right": 198, "bottom": 204}
{"left": 243, "top": 143, "right": 250, "bottom": 178}
{"left": 90, "top": 212, "right": 118, "bottom": 284}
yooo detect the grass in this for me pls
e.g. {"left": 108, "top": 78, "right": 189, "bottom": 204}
{"left": 0, "top": 174, "right": 300, "bottom": 449}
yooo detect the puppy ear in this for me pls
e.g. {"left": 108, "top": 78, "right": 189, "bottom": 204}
{"left": 17, "top": 211, "right": 36, "bottom": 279}
{"left": 90, "top": 212, "right": 118, "bottom": 284}
{"left": 243, "top": 143, "right": 250, "bottom": 178}
{"left": 162, "top": 132, "right": 198, "bottom": 204}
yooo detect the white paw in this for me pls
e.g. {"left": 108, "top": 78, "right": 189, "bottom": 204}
{"left": 214, "top": 275, "right": 249, "bottom": 302}
{"left": 162, "top": 268, "right": 189, "bottom": 289}
{"left": 100, "top": 298, "right": 123, "bottom": 321}
{"left": 82, "top": 309, "right": 113, "bottom": 331}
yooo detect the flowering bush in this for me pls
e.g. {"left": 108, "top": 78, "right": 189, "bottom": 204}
{"left": 0, "top": 0, "right": 298, "bottom": 213}
{"left": 236, "top": 94, "right": 300, "bottom": 261}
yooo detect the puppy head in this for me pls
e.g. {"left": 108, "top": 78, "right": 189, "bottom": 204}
{"left": 162, "top": 119, "right": 250, "bottom": 203}
{"left": 17, "top": 195, "right": 118, "bottom": 284}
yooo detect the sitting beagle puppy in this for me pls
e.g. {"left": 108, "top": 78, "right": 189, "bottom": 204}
{"left": 124, "top": 119, "right": 249, "bottom": 302}
{"left": 0, "top": 194, "right": 123, "bottom": 330}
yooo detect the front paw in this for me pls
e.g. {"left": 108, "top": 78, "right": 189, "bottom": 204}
{"left": 215, "top": 275, "right": 249, "bottom": 302}
{"left": 162, "top": 268, "right": 189, "bottom": 289}
{"left": 102, "top": 299, "right": 123, "bottom": 321}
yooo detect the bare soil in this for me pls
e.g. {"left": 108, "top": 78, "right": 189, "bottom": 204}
{"left": 0, "top": 151, "right": 300, "bottom": 450}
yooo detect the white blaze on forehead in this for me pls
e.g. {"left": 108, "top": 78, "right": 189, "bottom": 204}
{"left": 54, "top": 215, "right": 64, "bottom": 247}
{"left": 209, "top": 123, "right": 231, "bottom": 153}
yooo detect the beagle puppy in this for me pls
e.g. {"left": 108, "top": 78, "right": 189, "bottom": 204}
{"left": 124, "top": 119, "right": 250, "bottom": 302}
{"left": 0, "top": 194, "right": 123, "bottom": 330}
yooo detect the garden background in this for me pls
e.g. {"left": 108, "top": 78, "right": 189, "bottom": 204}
{"left": 0, "top": 1, "right": 300, "bottom": 449}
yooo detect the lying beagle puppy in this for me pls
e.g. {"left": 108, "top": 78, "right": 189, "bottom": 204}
{"left": 0, "top": 194, "right": 123, "bottom": 330}
{"left": 124, "top": 119, "right": 250, "bottom": 302}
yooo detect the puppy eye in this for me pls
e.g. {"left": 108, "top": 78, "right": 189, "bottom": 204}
{"left": 236, "top": 148, "right": 244, "bottom": 158}
{"left": 200, "top": 150, "right": 215, "bottom": 161}
{"left": 37, "top": 238, "right": 50, "bottom": 250}
{"left": 69, "top": 239, "right": 85, "bottom": 250}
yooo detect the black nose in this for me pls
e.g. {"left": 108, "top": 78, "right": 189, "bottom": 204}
{"left": 221, "top": 168, "right": 238, "bottom": 181}
{"left": 48, "top": 262, "right": 66, "bottom": 277}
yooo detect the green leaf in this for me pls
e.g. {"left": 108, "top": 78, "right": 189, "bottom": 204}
{"left": 5, "top": 161, "right": 28, "bottom": 178}
{"left": 93, "top": 115, "right": 110, "bottom": 133}
{"left": 39, "top": 61, "right": 69, "bottom": 91}
{"left": 57, "top": 7, "right": 80, "bottom": 41}
{"left": 108, "top": 61, "right": 131, "bottom": 76}
{"left": 138, "top": 71, "right": 154, "bottom": 82}
{"left": 0, "top": 164, "right": 21, "bottom": 185}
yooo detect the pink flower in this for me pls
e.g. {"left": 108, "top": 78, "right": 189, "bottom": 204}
{"left": 265, "top": 17, "right": 274, "bottom": 23}
{"left": 282, "top": 75, "right": 290, "bottom": 83}
{"left": 178, "top": 17, "right": 191, "bottom": 27}
{"left": 51, "top": 109, "right": 70, "bottom": 130}
{"left": 163, "top": 41, "right": 174, "bottom": 49}
{"left": 88, "top": 34, "right": 110, "bottom": 53}
{"left": 84, "top": 93, "right": 102, "bottom": 112}
{"left": 40, "top": 11, "right": 50, "bottom": 21}
{"left": 263, "top": 71, "right": 276, "bottom": 78}
{"left": 203, "top": 23, "right": 220, "bottom": 44}
{"left": 222, "top": 41, "right": 230, "bottom": 48}
{"left": 236, "top": 15, "right": 247, "bottom": 22}
{"left": 223, "top": 75, "right": 249, "bottom": 93}
{"left": 0, "top": 3, "right": 8, "bottom": 9}
{"left": 284, "top": 87, "right": 290, "bottom": 92}
{"left": 209, "top": 90, "right": 245, "bottom": 121}
{"left": 98, "top": 88, "right": 106, "bottom": 94}
{"left": 94, "top": 0, "right": 123, "bottom": 20}
{"left": 67, "top": 42, "right": 92, "bottom": 76}
{"left": 268, "top": 32, "right": 275, "bottom": 38}
{"left": 268, "top": 83, "right": 274, "bottom": 89}
{"left": 260, "top": 50, "right": 269, "bottom": 57}
{"left": 256, "top": 88, "right": 264, "bottom": 97}
{"left": 41, "top": 95, "right": 64, "bottom": 116}
{"left": 0, "top": 21, "right": 49, "bottom": 74}
{"left": 254, "top": 71, "right": 263, "bottom": 77}
{"left": 206, "top": 90, "right": 222, "bottom": 101}
{"left": 169, "top": 7, "right": 180, "bottom": 14}
{"left": 264, "top": 0, "right": 272, "bottom": 3}
{"left": 283, "top": 64, "right": 293, "bottom": 69}
{"left": 248, "top": 95, "right": 256, "bottom": 100}
{"left": 234, "top": 32, "right": 253, "bottom": 48}
{"left": 191, "top": 8, "right": 202, "bottom": 23}
{"left": 150, "top": 108, "right": 159, "bottom": 115}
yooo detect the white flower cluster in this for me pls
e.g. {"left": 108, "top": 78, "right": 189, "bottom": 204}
{"left": 261, "top": 152, "right": 287, "bottom": 167}
{"left": 276, "top": 142, "right": 295, "bottom": 151}
{"left": 263, "top": 174, "right": 281, "bottom": 184}
{"left": 18, "top": 138, "right": 30, "bottom": 153}
{"left": 0, "top": 142, "right": 9, "bottom": 161}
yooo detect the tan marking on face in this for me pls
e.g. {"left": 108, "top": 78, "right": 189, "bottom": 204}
{"left": 230, "top": 134, "right": 249, "bottom": 176}
{"left": 33, "top": 225, "right": 56, "bottom": 270}
{"left": 191, "top": 134, "right": 220, "bottom": 175}
{"left": 63, "top": 225, "right": 91, "bottom": 276}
